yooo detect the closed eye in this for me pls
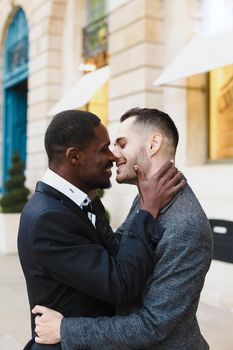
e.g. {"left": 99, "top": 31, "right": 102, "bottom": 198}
{"left": 114, "top": 137, "right": 127, "bottom": 150}
{"left": 119, "top": 143, "right": 126, "bottom": 149}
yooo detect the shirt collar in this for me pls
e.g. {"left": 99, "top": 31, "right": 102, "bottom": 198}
{"left": 42, "top": 168, "right": 91, "bottom": 208}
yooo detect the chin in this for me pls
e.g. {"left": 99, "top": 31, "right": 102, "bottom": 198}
{"left": 116, "top": 175, "right": 135, "bottom": 185}
{"left": 98, "top": 181, "right": 112, "bottom": 189}
{"left": 116, "top": 174, "right": 125, "bottom": 184}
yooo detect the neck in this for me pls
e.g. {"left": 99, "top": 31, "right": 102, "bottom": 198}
{"left": 147, "top": 154, "right": 175, "bottom": 179}
{"left": 49, "top": 165, "right": 90, "bottom": 194}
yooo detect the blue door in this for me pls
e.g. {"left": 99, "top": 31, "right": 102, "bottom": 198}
{"left": 4, "top": 81, "right": 27, "bottom": 179}
{"left": 2, "top": 9, "right": 28, "bottom": 192}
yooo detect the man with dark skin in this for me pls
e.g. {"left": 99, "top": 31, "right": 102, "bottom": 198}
{"left": 18, "top": 109, "right": 184, "bottom": 350}
{"left": 32, "top": 108, "right": 212, "bottom": 350}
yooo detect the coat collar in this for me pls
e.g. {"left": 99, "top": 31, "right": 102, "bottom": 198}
{"left": 134, "top": 182, "right": 186, "bottom": 216}
{"left": 35, "top": 181, "right": 95, "bottom": 229}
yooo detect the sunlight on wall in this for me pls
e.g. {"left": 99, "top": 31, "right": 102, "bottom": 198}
{"left": 82, "top": 82, "right": 108, "bottom": 126}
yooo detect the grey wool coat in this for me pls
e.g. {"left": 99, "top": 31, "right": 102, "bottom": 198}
{"left": 61, "top": 183, "right": 213, "bottom": 350}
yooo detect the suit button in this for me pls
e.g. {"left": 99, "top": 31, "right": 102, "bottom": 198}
{"left": 128, "top": 231, "right": 135, "bottom": 238}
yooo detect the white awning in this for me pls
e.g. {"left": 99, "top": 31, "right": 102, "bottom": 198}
{"left": 48, "top": 66, "right": 110, "bottom": 116}
{"left": 153, "top": 29, "right": 233, "bottom": 86}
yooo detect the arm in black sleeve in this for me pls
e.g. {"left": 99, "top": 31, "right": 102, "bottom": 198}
{"left": 91, "top": 196, "right": 119, "bottom": 256}
{"left": 32, "top": 209, "right": 163, "bottom": 306}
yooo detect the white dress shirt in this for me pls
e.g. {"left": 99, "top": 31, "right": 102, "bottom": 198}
{"left": 42, "top": 168, "right": 96, "bottom": 226}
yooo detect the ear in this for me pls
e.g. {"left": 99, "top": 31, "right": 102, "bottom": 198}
{"left": 65, "top": 147, "right": 80, "bottom": 166}
{"left": 148, "top": 132, "right": 162, "bottom": 156}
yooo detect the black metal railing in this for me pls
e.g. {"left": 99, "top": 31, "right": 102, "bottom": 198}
{"left": 83, "top": 15, "right": 108, "bottom": 58}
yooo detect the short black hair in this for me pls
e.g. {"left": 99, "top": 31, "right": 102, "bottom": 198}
{"left": 120, "top": 107, "right": 179, "bottom": 150}
{"left": 45, "top": 110, "right": 100, "bottom": 164}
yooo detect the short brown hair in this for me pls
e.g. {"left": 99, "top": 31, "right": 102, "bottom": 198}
{"left": 121, "top": 107, "right": 179, "bottom": 150}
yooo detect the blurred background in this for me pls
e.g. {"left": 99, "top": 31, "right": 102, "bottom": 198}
{"left": 0, "top": 0, "right": 232, "bottom": 349}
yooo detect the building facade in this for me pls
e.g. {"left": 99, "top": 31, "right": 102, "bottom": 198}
{"left": 0, "top": 0, "right": 233, "bottom": 310}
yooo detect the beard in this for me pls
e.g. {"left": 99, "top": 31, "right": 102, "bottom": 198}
{"left": 86, "top": 174, "right": 112, "bottom": 190}
{"left": 116, "top": 148, "right": 151, "bottom": 184}
{"left": 96, "top": 179, "right": 112, "bottom": 189}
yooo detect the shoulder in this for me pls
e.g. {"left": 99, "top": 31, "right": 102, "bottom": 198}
{"left": 162, "top": 184, "right": 208, "bottom": 225}
{"left": 159, "top": 184, "right": 212, "bottom": 247}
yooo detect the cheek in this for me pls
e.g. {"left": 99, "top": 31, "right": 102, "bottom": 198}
{"left": 124, "top": 143, "right": 141, "bottom": 159}
{"left": 90, "top": 157, "right": 105, "bottom": 170}
{"left": 125, "top": 150, "right": 137, "bottom": 163}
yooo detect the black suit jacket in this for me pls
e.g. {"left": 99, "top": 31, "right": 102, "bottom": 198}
{"left": 18, "top": 182, "right": 161, "bottom": 349}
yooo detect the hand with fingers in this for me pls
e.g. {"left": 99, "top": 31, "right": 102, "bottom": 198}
{"left": 32, "top": 305, "right": 64, "bottom": 344}
{"left": 134, "top": 160, "right": 185, "bottom": 219}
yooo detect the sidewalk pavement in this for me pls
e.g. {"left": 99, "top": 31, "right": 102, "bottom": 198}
{"left": 1, "top": 254, "right": 233, "bottom": 350}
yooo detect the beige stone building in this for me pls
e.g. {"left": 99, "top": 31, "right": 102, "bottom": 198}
{"left": 0, "top": 0, "right": 233, "bottom": 317}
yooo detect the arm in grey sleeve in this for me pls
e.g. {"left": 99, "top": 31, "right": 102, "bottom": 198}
{"left": 60, "top": 225, "right": 212, "bottom": 350}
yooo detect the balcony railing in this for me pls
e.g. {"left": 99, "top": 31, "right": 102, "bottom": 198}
{"left": 83, "top": 15, "right": 108, "bottom": 58}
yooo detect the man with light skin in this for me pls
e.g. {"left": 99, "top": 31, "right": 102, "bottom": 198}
{"left": 33, "top": 108, "right": 212, "bottom": 350}
{"left": 19, "top": 109, "right": 184, "bottom": 350}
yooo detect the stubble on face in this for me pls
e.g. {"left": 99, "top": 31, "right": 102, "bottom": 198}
{"left": 77, "top": 124, "right": 114, "bottom": 192}
{"left": 116, "top": 147, "right": 151, "bottom": 185}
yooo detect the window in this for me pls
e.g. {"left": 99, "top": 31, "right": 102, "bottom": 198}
{"left": 209, "top": 65, "right": 233, "bottom": 160}
{"left": 83, "top": 0, "right": 108, "bottom": 60}
{"left": 82, "top": 0, "right": 108, "bottom": 125}
{"left": 87, "top": 0, "right": 106, "bottom": 23}
{"left": 4, "top": 9, "right": 29, "bottom": 85}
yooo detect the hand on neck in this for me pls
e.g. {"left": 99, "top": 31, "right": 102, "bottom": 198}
{"left": 147, "top": 155, "right": 175, "bottom": 179}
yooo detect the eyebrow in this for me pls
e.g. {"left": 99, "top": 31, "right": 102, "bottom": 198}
{"left": 114, "top": 137, "right": 127, "bottom": 146}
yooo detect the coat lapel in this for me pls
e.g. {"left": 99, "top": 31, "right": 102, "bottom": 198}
{"left": 35, "top": 181, "right": 95, "bottom": 229}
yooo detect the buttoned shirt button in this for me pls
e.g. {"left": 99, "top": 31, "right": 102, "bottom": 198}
{"left": 128, "top": 231, "right": 135, "bottom": 238}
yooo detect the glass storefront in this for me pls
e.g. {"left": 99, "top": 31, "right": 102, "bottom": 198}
{"left": 209, "top": 64, "right": 233, "bottom": 160}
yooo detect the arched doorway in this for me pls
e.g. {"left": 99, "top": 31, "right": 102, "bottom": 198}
{"left": 2, "top": 8, "right": 29, "bottom": 192}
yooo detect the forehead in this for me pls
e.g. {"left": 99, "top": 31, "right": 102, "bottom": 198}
{"left": 116, "top": 117, "right": 137, "bottom": 139}
{"left": 93, "top": 123, "right": 110, "bottom": 145}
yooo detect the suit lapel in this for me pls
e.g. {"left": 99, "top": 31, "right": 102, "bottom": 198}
{"left": 35, "top": 181, "right": 95, "bottom": 230}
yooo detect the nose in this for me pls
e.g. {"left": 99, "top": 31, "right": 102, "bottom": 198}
{"left": 112, "top": 145, "right": 120, "bottom": 159}
{"left": 109, "top": 149, "right": 117, "bottom": 162}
